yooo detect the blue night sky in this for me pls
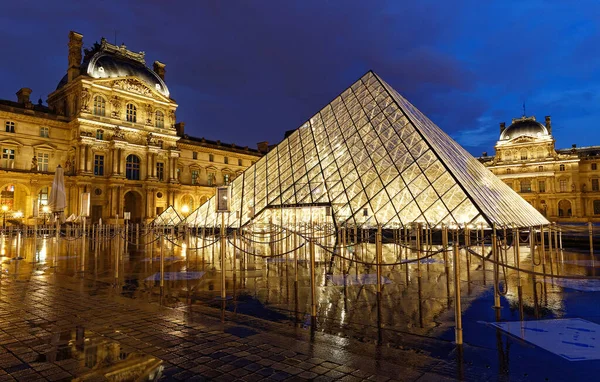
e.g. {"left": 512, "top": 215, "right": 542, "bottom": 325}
{"left": 1, "top": 1, "right": 599, "bottom": 156}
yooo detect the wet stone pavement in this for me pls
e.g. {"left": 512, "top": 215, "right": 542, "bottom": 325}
{"left": 0, "top": 274, "right": 509, "bottom": 382}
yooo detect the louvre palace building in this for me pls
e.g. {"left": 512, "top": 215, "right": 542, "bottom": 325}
{"left": 480, "top": 116, "right": 600, "bottom": 222}
{"left": 0, "top": 31, "right": 263, "bottom": 223}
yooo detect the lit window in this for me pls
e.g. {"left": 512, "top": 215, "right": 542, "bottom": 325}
{"left": 223, "top": 174, "right": 230, "bottom": 185}
{"left": 94, "top": 155, "right": 104, "bottom": 176}
{"left": 2, "top": 148, "right": 15, "bottom": 168}
{"left": 520, "top": 150, "right": 528, "bottom": 160}
{"left": 238, "top": 158, "right": 242, "bottom": 166}
{"left": 560, "top": 164, "right": 566, "bottom": 171}
{"left": 192, "top": 170, "right": 199, "bottom": 185}
{"left": 207, "top": 172, "right": 215, "bottom": 186}
{"left": 126, "top": 104, "right": 137, "bottom": 123}
{"left": 224, "top": 157, "right": 229, "bottom": 164}
{"left": 93, "top": 96, "right": 105, "bottom": 116}
{"left": 209, "top": 154, "right": 214, "bottom": 162}
{"left": 37, "top": 153, "right": 49, "bottom": 172}
{"left": 520, "top": 180, "right": 531, "bottom": 193}
{"left": 593, "top": 179, "right": 599, "bottom": 192}
{"left": 156, "top": 162, "right": 164, "bottom": 181}
{"left": 125, "top": 155, "right": 140, "bottom": 180}
{"left": 40, "top": 127, "right": 49, "bottom": 138}
{"left": 559, "top": 179, "right": 567, "bottom": 192}
{"left": 538, "top": 181, "right": 546, "bottom": 193}
{"left": 593, "top": 163, "right": 598, "bottom": 171}
{"left": 193, "top": 152, "right": 198, "bottom": 160}
{"left": 96, "top": 129, "right": 103, "bottom": 140}
{"left": 5, "top": 121, "right": 15, "bottom": 133}
{"left": 38, "top": 187, "right": 48, "bottom": 208}
{"left": 155, "top": 111, "right": 164, "bottom": 128}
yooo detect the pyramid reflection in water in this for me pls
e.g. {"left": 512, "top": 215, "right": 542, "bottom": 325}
{"left": 184, "top": 71, "right": 548, "bottom": 229}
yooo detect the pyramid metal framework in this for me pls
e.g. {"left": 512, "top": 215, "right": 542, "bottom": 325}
{"left": 184, "top": 71, "right": 548, "bottom": 229}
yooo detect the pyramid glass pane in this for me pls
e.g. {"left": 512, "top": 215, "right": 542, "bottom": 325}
{"left": 182, "top": 71, "right": 548, "bottom": 230}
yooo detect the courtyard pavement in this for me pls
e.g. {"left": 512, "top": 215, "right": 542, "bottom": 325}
{"left": 0, "top": 272, "right": 517, "bottom": 381}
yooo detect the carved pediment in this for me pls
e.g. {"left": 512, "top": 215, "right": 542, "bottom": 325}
{"left": 511, "top": 136, "right": 535, "bottom": 144}
{"left": 111, "top": 78, "right": 154, "bottom": 98}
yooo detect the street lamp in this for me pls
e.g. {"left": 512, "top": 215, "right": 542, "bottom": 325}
{"left": 181, "top": 204, "right": 190, "bottom": 217}
{"left": 1, "top": 205, "right": 8, "bottom": 231}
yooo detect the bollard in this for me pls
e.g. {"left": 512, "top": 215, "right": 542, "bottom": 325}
{"left": 559, "top": 225, "right": 563, "bottom": 250}
{"left": 376, "top": 225, "right": 382, "bottom": 294}
{"left": 416, "top": 223, "right": 422, "bottom": 277}
{"left": 492, "top": 224, "right": 501, "bottom": 309}
{"left": 453, "top": 236, "right": 463, "bottom": 345}
{"left": 221, "top": 213, "right": 227, "bottom": 300}
{"left": 310, "top": 237, "right": 317, "bottom": 318}
{"left": 540, "top": 225, "right": 546, "bottom": 266}
{"left": 589, "top": 222, "right": 594, "bottom": 257}
{"left": 160, "top": 233, "right": 164, "bottom": 288}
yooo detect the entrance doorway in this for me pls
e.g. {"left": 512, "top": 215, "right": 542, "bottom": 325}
{"left": 124, "top": 191, "right": 143, "bottom": 223}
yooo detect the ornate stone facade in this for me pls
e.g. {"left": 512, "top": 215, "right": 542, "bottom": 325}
{"left": 480, "top": 115, "right": 600, "bottom": 221}
{"left": 0, "top": 31, "right": 262, "bottom": 224}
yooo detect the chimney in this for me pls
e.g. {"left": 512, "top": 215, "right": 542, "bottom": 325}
{"left": 153, "top": 61, "right": 166, "bottom": 81}
{"left": 572, "top": 144, "right": 577, "bottom": 148}
{"left": 67, "top": 31, "right": 83, "bottom": 83}
{"left": 16, "top": 88, "right": 32, "bottom": 105}
{"left": 257, "top": 141, "right": 269, "bottom": 154}
{"left": 499, "top": 122, "right": 506, "bottom": 134}
{"left": 482, "top": 152, "right": 488, "bottom": 157}
{"left": 174, "top": 122, "right": 185, "bottom": 136}
{"left": 545, "top": 115, "right": 552, "bottom": 135}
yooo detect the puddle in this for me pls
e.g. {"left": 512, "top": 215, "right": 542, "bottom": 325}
{"left": 326, "top": 273, "right": 392, "bottom": 286}
{"left": 490, "top": 318, "right": 600, "bottom": 361}
{"left": 544, "top": 278, "right": 600, "bottom": 292}
{"left": 145, "top": 271, "right": 205, "bottom": 281}
{"left": 34, "top": 327, "right": 163, "bottom": 380}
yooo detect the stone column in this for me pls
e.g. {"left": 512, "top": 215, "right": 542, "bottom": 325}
{"left": 111, "top": 148, "right": 118, "bottom": 176}
{"left": 152, "top": 154, "right": 157, "bottom": 178}
{"left": 146, "top": 152, "right": 152, "bottom": 179}
{"left": 78, "top": 144, "right": 86, "bottom": 172}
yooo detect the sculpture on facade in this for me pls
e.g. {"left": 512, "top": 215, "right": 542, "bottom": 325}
{"left": 113, "top": 126, "right": 125, "bottom": 140}
{"left": 31, "top": 156, "right": 38, "bottom": 171}
{"left": 110, "top": 96, "right": 121, "bottom": 118}
{"left": 65, "top": 158, "right": 72, "bottom": 174}
{"left": 80, "top": 89, "right": 90, "bottom": 111}
{"left": 146, "top": 104, "right": 153, "bottom": 125}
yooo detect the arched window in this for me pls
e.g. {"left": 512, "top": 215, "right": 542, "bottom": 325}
{"left": 520, "top": 149, "right": 528, "bottom": 160}
{"left": 93, "top": 96, "right": 105, "bottom": 116}
{"left": 126, "top": 103, "right": 137, "bottom": 123}
{"left": 125, "top": 155, "right": 140, "bottom": 180}
{"left": 559, "top": 164, "right": 566, "bottom": 171}
{"left": 155, "top": 111, "right": 164, "bottom": 128}
{"left": 506, "top": 168, "right": 512, "bottom": 174}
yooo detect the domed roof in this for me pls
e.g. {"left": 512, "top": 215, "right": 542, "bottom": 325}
{"left": 500, "top": 117, "right": 548, "bottom": 141}
{"left": 56, "top": 39, "right": 170, "bottom": 98}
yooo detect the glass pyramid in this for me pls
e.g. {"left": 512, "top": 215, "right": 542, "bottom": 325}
{"left": 152, "top": 206, "right": 182, "bottom": 226}
{"left": 184, "top": 71, "right": 548, "bottom": 229}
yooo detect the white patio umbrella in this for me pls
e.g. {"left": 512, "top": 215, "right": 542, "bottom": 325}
{"left": 48, "top": 165, "right": 67, "bottom": 223}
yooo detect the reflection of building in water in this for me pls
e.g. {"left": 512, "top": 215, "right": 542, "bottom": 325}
{"left": 0, "top": 31, "right": 263, "bottom": 224}
{"left": 68, "top": 328, "right": 163, "bottom": 381}
{"left": 186, "top": 72, "right": 547, "bottom": 230}
{"left": 480, "top": 115, "right": 600, "bottom": 221}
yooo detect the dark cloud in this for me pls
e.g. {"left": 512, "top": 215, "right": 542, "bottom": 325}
{"left": 1, "top": 0, "right": 600, "bottom": 154}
